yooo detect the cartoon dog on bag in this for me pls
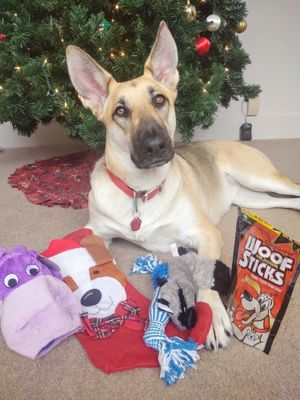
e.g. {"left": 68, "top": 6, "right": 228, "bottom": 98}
{"left": 230, "top": 276, "right": 275, "bottom": 349}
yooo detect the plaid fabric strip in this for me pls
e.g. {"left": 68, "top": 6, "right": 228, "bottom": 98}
{"left": 81, "top": 300, "right": 145, "bottom": 339}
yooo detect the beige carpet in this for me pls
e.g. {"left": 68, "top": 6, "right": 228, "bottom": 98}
{"left": 0, "top": 140, "right": 299, "bottom": 400}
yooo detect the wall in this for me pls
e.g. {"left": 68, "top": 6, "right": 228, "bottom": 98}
{"left": 193, "top": 0, "right": 300, "bottom": 140}
{"left": 0, "top": 0, "right": 299, "bottom": 148}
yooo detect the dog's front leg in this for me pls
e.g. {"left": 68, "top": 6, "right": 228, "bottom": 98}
{"left": 196, "top": 224, "right": 232, "bottom": 351}
{"left": 197, "top": 222, "right": 223, "bottom": 259}
{"left": 197, "top": 289, "right": 233, "bottom": 350}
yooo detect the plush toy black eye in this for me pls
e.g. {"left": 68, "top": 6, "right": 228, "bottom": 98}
{"left": 178, "top": 307, "right": 197, "bottom": 330}
{"left": 26, "top": 264, "right": 40, "bottom": 276}
{"left": 178, "top": 246, "right": 188, "bottom": 255}
{"left": 157, "top": 298, "right": 173, "bottom": 314}
{"left": 4, "top": 273, "right": 19, "bottom": 288}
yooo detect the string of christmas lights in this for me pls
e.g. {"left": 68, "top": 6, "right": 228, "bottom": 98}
{"left": 0, "top": 0, "right": 260, "bottom": 145}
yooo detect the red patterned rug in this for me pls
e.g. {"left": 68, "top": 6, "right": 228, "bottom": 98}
{"left": 8, "top": 150, "right": 103, "bottom": 209}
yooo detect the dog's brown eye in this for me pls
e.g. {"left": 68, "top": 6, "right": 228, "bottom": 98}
{"left": 154, "top": 94, "right": 166, "bottom": 108}
{"left": 115, "top": 106, "right": 128, "bottom": 117}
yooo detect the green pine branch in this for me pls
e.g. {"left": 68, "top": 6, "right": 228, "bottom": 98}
{"left": 0, "top": 0, "right": 261, "bottom": 146}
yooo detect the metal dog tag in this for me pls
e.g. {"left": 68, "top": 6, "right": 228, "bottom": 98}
{"left": 131, "top": 191, "right": 142, "bottom": 231}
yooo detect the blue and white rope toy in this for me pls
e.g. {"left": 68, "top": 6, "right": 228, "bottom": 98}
{"left": 132, "top": 255, "right": 201, "bottom": 386}
{"left": 131, "top": 253, "right": 161, "bottom": 275}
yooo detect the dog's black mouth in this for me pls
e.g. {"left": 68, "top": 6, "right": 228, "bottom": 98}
{"left": 131, "top": 151, "right": 174, "bottom": 169}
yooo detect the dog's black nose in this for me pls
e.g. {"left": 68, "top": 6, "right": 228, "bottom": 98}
{"left": 178, "top": 307, "right": 197, "bottom": 329}
{"left": 243, "top": 290, "right": 252, "bottom": 301}
{"left": 81, "top": 289, "right": 102, "bottom": 306}
{"left": 142, "top": 134, "right": 168, "bottom": 158}
{"left": 131, "top": 118, "right": 174, "bottom": 168}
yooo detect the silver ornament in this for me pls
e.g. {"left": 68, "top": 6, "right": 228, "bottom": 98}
{"left": 206, "top": 14, "right": 221, "bottom": 32}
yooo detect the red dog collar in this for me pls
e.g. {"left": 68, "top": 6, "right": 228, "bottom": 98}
{"left": 106, "top": 169, "right": 165, "bottom": 231}
{"left": 107, "top": 169, "right": 165, "bottom": 202}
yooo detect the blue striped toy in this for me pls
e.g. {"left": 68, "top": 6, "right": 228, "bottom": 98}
{"left": 132, "top": 255, "right": 201, "bottom": 386}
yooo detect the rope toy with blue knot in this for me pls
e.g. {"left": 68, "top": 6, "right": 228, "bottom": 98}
{"left": 131, "top": 255, "right": 201, "bottom": 386}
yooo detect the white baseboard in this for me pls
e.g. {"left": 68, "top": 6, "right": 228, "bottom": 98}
{"left": 0, "top": 122, "right": 86, "bottom": 149}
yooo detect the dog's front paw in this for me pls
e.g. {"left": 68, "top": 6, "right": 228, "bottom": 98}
{"left": 197, "top": 289, "right": 232, "bottom": 351}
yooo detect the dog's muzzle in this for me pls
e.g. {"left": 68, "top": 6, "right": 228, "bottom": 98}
{"left": 131, "top": 119, "right": 174, "bottom": 169}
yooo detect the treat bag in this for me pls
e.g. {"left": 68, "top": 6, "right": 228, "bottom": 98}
{"left": 228, "top": 209, "right": 300, "bottom": 354}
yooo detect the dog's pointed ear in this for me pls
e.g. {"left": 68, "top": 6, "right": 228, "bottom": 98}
{"left": 144, "top": 21, "right": 179, "bottom": 91}
{"left": 66, "top": 45, "right": 115, "bottom": 117}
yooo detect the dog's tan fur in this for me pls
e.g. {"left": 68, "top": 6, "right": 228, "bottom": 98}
{"left": 66, "top": 22, "right": 300, "bottom": 350}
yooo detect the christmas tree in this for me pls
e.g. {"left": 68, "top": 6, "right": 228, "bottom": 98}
{"left": 0, "top": 0, "right": 260, "bottom": 148}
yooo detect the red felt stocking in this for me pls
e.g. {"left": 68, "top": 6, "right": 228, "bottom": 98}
{"left": 42, "top": 229, "right": 212, "bottom": 373}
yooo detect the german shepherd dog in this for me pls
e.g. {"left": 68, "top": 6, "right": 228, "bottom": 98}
{"left": 66, "top": 22, "right": 300, "bottom": 350}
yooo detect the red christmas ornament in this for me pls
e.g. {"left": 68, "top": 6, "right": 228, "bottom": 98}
{"left": 0, "top": 33, "right": 7, "bottom": 41}
{"left": 195, "top": 37, "right": 211, "bottom": 55}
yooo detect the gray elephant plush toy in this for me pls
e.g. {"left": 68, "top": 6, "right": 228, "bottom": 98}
{"left": 157, "top": 249, "right": 231, "bottom": 331}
